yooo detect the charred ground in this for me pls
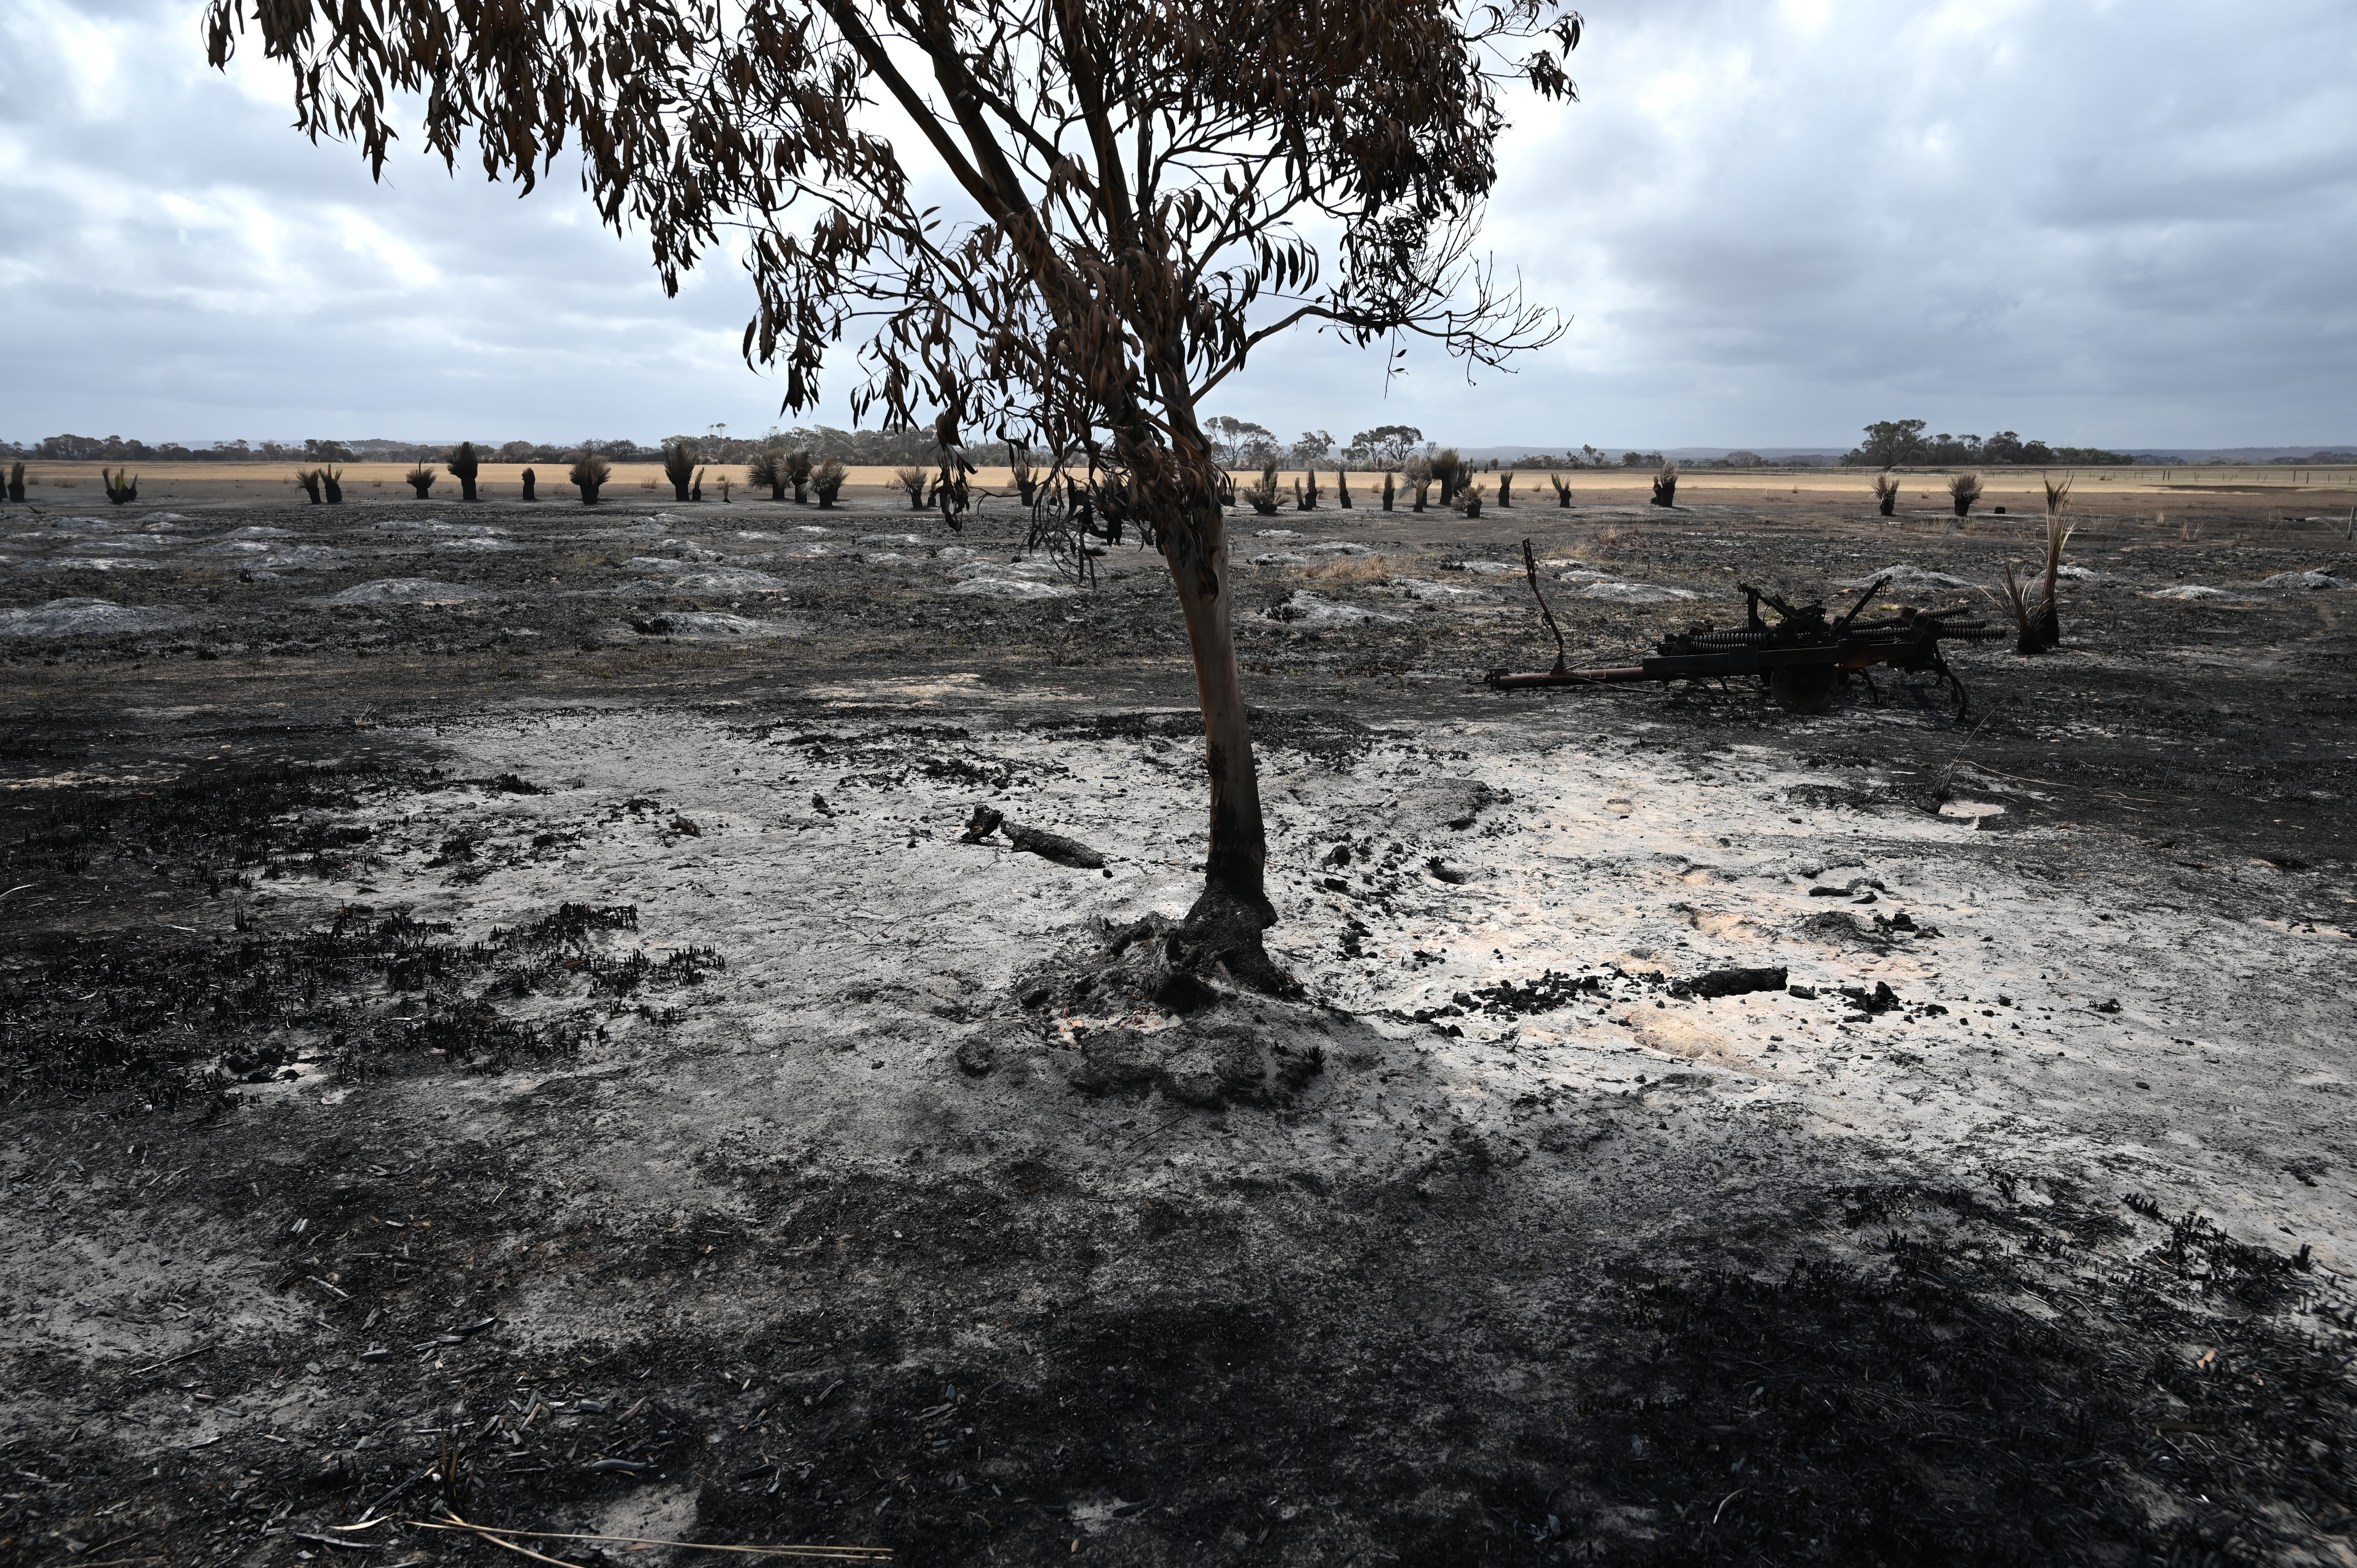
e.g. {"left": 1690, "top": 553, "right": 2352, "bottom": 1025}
{"left": 3, "top": 482, "right": 2353, "bottom": 1567}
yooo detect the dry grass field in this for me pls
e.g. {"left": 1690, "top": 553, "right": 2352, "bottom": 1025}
{"left": 3, "top": 475, "right": 2355, "bottom": 1566}
{"left": 17, "top": 458, "right": 2357, "bottom": 512}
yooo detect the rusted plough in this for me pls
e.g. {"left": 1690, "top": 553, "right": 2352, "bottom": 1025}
{"left": 1485, "top": 542, "right": 2002, "bottom": 715}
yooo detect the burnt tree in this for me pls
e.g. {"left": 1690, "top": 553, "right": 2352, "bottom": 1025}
{"left": 206, "top": 0, "right": 1580, "bottom": 983}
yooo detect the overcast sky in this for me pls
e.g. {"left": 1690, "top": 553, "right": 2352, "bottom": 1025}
{"left": 4, "top": 0, "right": 2352, "bottom": 451}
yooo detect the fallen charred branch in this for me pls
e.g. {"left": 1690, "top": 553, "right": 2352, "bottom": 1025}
{"left": 961, "top": 805, "right": 1108, "bottom": 870}
{"left": 1488, "top": 550, "right": 2003, "bottom": 716}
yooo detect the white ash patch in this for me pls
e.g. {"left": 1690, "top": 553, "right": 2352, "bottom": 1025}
{"left": 0, "top": 597, "right": 192, "bottom": 636}
{"left": 1393, "top": 578, "right": 1493, "bottom": 603}
{"left": 2147, "top": 584, "right": 2236, "bottom": 600}
{"left": 863, "top": 552, "right": 918, "bottom": 566}
{"left": 1445, "top": 559, "right": 1519, "bottom": 575}
{"left": 859, "top": 533, "right": 931, "bottom": 547}
{"left": 430, "top": 535, "right": 524, "bottom": 553}
{"left": 947, "top": 558, "right": 1063, "bottom": 582}
{"left": 46, "top": 557, "right": 166, "bottom": 571}
{"left": 318, "top": 578, "right": 495, "bottom": 605}
{"left": 1580, "top": 580, "right": 1698, "bottom": 604}
{"left": 1251, "top": 552, "right": 1309, "bottom": 567}
{"left": 619, "top": 567, "right": 794, "bottom": 595}
{"left": 1267, "top": 590, "right": 1403, "bottom": 625}
{"left": 2254, "top": 569, "right": 2355, "bottom": 590}
{"left": 1254, "top": 528, "right": 1304, "bottom": 539}
{"left": 608, "top": 611, "right": 801, "bottom": 641}
{"left": 378, "top": 518, "right": 507, "bottom": 535}
{"left": 1836, "top": 564, "right": 1981, "bottom": 592}
{"left": 39, "top": 533, "right": 173, "bottom": 550}
{"left": 285, "top": 703, "right": 2356, "bottom": 1293}
{"left": 950, "top": 576, "right": 1077, "bottom": 600}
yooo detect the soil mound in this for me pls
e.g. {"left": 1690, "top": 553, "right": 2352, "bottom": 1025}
{"left": 998, "top": 914, "right": 1373, "bottom": 1108}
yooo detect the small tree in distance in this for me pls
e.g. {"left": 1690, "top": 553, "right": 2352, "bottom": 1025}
{"left": 207, "top": 0, "right": 1585, "bottom": 985}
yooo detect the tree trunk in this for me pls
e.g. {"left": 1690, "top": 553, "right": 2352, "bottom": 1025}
{"left": 1159, "top": 489, "right": 1293, "bottom": 994}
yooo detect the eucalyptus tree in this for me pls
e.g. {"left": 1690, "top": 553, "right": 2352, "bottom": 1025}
{"left": 206, "top": 0, "right": 1581, "bottom": 984}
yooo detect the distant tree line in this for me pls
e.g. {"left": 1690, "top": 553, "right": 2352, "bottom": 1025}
{"left": 0, "top": 427, "right": 949, "bottom": 465}
{"left": 14, "top": 424, "right": 2341, "bottom": 470}
{"left": 1839, "top": 420, "right": 2138, "bottom": 468}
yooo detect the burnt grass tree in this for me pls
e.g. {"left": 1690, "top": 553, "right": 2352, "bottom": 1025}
{"left": 812, "top": 457, "right": 846, "bottom": 508}
{"left": 321, "top": 463, "right": 345, "bottom": 503}
{"left": 1874, "top": 470, "right": 1900, "bottom": 516}
{"left": 6, "top": 461, "right": 25, "bottom": 502}
{"left": 294, "top": 467, "right": 323, "bottom": 504}
{"left": 102, "top": 466, "right": 139, "bottom": 504}
{"left": 404, "top": 460, "right": 436, "bottom": 499}
{"left": 207, "top": 0, "right": 1581, "bottom": 990}
{"left": 1430, "top": 446, "right": 1467, "bottom": 506}
{"left": 567, "top": 449, "right": 611, "bottom": 504}
{"left": 518, "top": 465, "right": 537, "bottom": 501}
{"left": 746, "top": 447, "right": 787, "bottom": 500}
{"left": 1950, "top": 470, "right": 1984, "bottom": 517}
{"left": 446, "top": 439, "right": 482, "bottom": 500}
{"left": 663, "top": 438, "right": 698, "bottom": 501}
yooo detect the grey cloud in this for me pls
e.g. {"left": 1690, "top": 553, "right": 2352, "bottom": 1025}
{"left": 3, "top": 0, "right": 2351, "bottom": 450}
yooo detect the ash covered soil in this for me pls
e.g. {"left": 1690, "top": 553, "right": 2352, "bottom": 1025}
{"left": 3, "top": 484, "right": 2355, "bottom": 1567}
